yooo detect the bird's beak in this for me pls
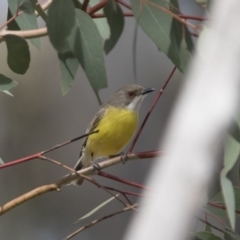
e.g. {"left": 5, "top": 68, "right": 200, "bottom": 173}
{"left": 142, "top": 88, "right": 155, "bottom": 95}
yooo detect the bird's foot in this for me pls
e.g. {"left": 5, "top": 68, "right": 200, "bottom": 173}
{"left": 92, "top": 162, "right": 101, "bottom": 172}
{"left": 120, "top": 152, "right": 128, "bottom": 164}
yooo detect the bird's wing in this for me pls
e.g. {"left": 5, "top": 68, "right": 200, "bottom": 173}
{"left": 79, "top": 106, "right": 107, "bottom": 157}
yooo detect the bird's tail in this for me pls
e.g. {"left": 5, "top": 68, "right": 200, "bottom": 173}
{"left": 72, "top": 151, "right": 91, "bottom": 186}
{"left": 72, "top": 156, "right": 84, "bottom": 186}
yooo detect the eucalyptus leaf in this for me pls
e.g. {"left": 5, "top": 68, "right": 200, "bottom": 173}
{"left": 68, "top": 9, "right": 108, "bottom": 103}
{"left": 4, "top": 35, "right": 30, "bottom": 74}
{"left": 224, "top": 135, "right": 240, "bottom": 172}
{"left": 58, "top": 51, "right": 79, "bottom": 95}
{"left": 47, "top": 0, "right": 75, "bottom": 53}
{"left": 130, "top": 0, "right": 193, "bottom": 72}
{"left": 0, "top": 74, "right": 18, "bottom": 91}
{"left": 0, "top": 157, "right": 4, "bottom": 165}
{"left": 194, "top": 231, "right": 224, "bottom": 240}
{"left": 104, "top": 1, "right": 124, "bottom": 54}
{"left": 8, "top": 0, "right": 40, "bottom": 49}
{"left": 7, "top": 8, "right": 20, "bottom": 30}
{"left": 221, "top": 172, "right": 235, "bottom": 229}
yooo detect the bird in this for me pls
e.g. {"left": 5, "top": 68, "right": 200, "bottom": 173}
{"left": 73, "top": 84, "right": 155, "bottom": 185}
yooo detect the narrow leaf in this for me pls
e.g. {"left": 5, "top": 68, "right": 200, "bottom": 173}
{"left": 0, "top": 157, "right": 4, "bottom": 165}
{"left": 19, "top": 0, "right": 36, "bottom": 14}
{"left": 68, "top": 9, "right": 108, "bottom": 103}
{"left": 7, "top": 8, "right": 20, "bottom": 30}
{"left": 194, "top": 231, "right": 224, "bottom": 240}
{"left": 73, "top": 194, "right": 119, "bottom": 223}
{"left": 4, "top": 35, "right": 30, "bottom": 75}
{"left": 8, "top": 0, "right": 40, "bottom": 49}
{"left": 104, "top": 2, "right": 124, "bottom": 54}
{"left": 58, "top": 51, "right": 79, "bottom": 95}
{"left": 221, "top": 172, "right": 235, "bottom": 229}
{"left": 47, "top": 0, "right": 75, "bottom": 53}
{"left": 0, "top": 74, "right": 18, "bottom": 91}
{"left": 228, "top": 119, "right": 240, "bottom": 143}
{"left": 2, "top": 90, "right": 14, "bottom": 97}
{"left": 130, "top": 0, "right": 193, "bottom": 72}
{"left": 224, "top": 135, "right": 240, "bottom": 172}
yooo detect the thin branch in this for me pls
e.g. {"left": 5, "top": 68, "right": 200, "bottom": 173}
{"left": 0, "top": 151, "right": 160, "bottom": 216}
{"left": 208, "top": 202, "right": 240, "bottom": 214}
{"left": 40, "top": 156, "right": 133, "bottom": 209}
{"left": 0, "top": 27, "right": 48, "bottom": 43}
{"left": 128, "top": 67, "right": 176, "bottom": 153}
{"left": 178, "top": 14, "right": 207, "bottom": 21}
{"left": 98, "top": 171, "right": 151, "bottom": 191}
{"left": 92, "top": 12, "right": 134, "bottom": 18}
{"left": 196, "top": 217, "right": 225, "bottom": 234}
{"left": 82, "top": 0, "right": 90, "bottom": 11}
{"left": 117, "top": 0, "right": 132, "bottom": 10}
{"left": 87, "top": 0, "right": 108, "bottom": 15}
{"left": 0, "top": 131, "right": 98, "bottom": 170}
{"left": 103, "top": 186, "right": 145, "bottom": 197}
{"left": 65, "top": 204, "right": 138, "bottom": 239}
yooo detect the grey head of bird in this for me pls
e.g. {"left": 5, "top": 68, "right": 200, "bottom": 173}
{"left": 107, "top": 84, "right": 155, "bottom": 111}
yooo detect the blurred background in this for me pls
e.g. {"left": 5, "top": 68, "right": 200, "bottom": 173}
{"left": 0, "top": 1, "right": 203, "bottom": 239}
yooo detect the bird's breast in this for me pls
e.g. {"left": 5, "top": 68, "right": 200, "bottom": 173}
{"left": 87, "top": 106, "right": 138, "bottom": 157}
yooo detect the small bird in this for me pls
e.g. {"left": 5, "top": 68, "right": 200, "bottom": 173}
{"left": 73, "top": 84, "right": 154, "bottom": 185}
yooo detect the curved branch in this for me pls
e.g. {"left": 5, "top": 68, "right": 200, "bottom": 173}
{"left": 0, "top": 151, "right": 160, "bottom": 216}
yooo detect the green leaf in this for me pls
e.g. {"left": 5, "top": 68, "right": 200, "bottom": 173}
{"left": 194, "top": 231, "right": 224, "bottom": 240}
{"left": 90, "top": 0, "right": 110, "bottom": 40}
{"left": 0, "top": 157, "right": 4, "bottom": 165}
{"left": 73, "top": 194, "right": 119, "bottom": 224}
{"left": 58, "top": 51, "right": 79, "bottom": 95}
{"left": 220, "top": 173, "right": 235, "bottom": 229}
{"left": 4, "top": 35, "right": 30, "bottom": 75}
{"left": 0, "top": 74, "right": 18, "bottom": 91}
{"left": 104, "top": 2, "right": 124, "bottom": 54}
{"left": 8, "top": 0, "right": 40, "bottom": 50}
{"left": 47, "top": 0, "right": 75, "bottom": 53}
{"left": 130, "top": 0, "right": 193, "bottom": 72}
{"left": 225, "top": 227, "right": 240, "bottom": 240}
{"left": 68, "top": 9, "right": 108, "bottom": 103}
{"left": 7, "top": 8, "right": 20, "bottom": 30}
{"left": 224, "top": 135, "right": 240, "bottom": 172}
{"left": 205, "top": 224, "right": 211, "bottom": 232}
{"left": 2, "top": 90, "right": 14, "bottom": 97}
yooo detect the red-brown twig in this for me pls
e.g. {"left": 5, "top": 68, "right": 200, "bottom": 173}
{"left": 117, "top": 0, "right": 132, "bottom": 10}
{"left": 128, "top": 67, "right": 177, "bottom": 153}
{"left": 98, "top": 171, "right": 151, "bottom": 191}
{"left": 0, "top": 151, "right": 160, "bottom": 216}
{"left": 92, "top": 12, "right": 134, "bottom": 18}
{"left": 104, "top": 186, "right": 144, "bottom": 205}
{"left": 208, "top": 202, "right": 240, "bottom": 214}
{"left": 0, "top": 131, "right": 98, "bottom": 170}
{"left": 65, "top": 204, "right": 138, "bottom": 239}
{"left": 82, "top": 0, "right": 90, "bottom": 11}
{"left": 178, "top": 14, "right": 207, "bottom": 21}
{"left": 87, "top": 0, "right": 108, "bottom": 15}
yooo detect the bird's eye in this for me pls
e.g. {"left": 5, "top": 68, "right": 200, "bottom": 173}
{"left": 128, "top": 91, "right": 134, "bottom": 97}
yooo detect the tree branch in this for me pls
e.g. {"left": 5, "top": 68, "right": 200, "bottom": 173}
{"left": 65, "top": 204, "right": 138, "bottom": 240}
{"left": 0, "top": 151, "right": 160, "bottom": 216}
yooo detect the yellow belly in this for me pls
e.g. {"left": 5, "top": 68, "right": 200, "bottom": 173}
{"left": 87, "top": 106, "right": 138, "bottom": 157}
